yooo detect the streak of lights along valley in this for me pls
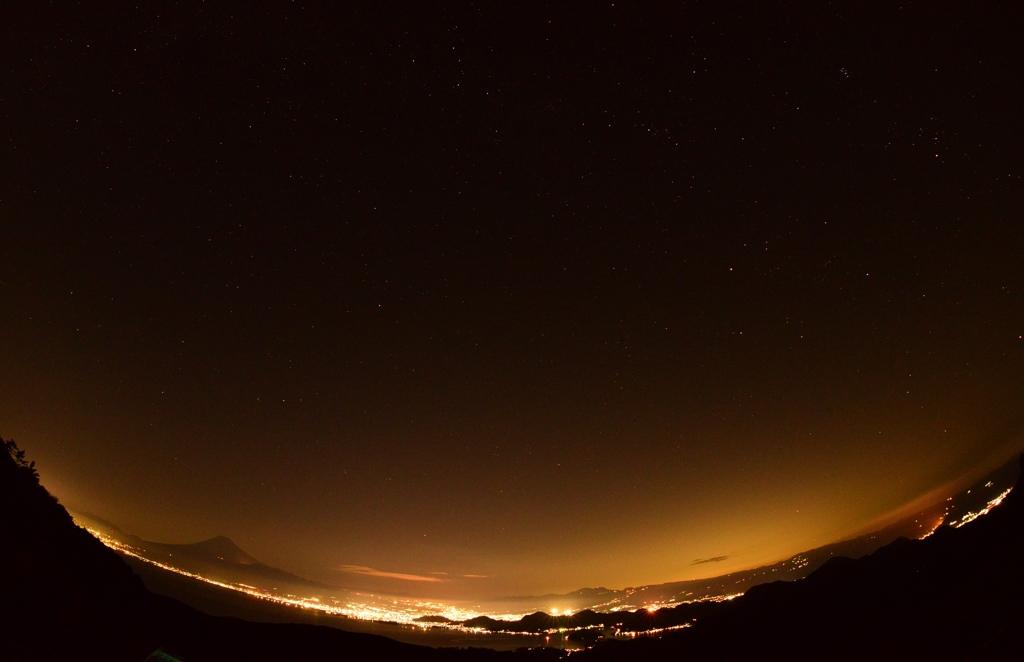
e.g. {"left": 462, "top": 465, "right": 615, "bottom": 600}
{"left": 76, "top": 482, "right": 1011, "bottom": 635}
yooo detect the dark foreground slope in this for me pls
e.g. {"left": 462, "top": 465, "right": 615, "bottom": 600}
{"left": 0, "top": 439, "right": 553, "bottom": 662}
{"left": 577, "top": 455, "right": 1024, "bottom": 661}
{"left": 4, "top": 434, "right": 1022, "bottom": 661}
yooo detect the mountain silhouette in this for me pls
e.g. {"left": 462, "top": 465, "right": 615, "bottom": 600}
{"left": 492, "top": 455, "right": 1020, "bottom": 615}
{"left": 171, "top": 535, "right": 261, "bottom": 565}
{"left": 134, "top": 535, "right": 325, "bottom": 589}
{"left": 71, "top": 510, "right": 339, "bottom": 596}
{"left": 572, "top": 453, "right": 1024, "bottom": 660}
{"left": 0, "top": 438, "right": 547, "bottom": 661}
{"left": 5, "top": 433, "right": 1023, "bottom": 660}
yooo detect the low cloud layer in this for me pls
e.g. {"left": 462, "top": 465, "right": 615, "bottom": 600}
{"left": 691, "top": 556, "right": 730, "bottom": 565}
{"left": 337, "top": 565, "right": 444, "bottom": 582}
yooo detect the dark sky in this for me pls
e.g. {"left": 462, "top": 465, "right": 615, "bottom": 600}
{"left": 2, "top": 2, "right": 1022, "bottom": 598}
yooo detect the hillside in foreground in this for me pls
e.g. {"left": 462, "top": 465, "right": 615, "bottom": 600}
{"left": 3, "top": 434, "right": 1023, "bottom": 660}
{"left": 573, "top": 454, "right": 1024, "bottom": 660}
{"left": 0, "top": 437, "right": 545, "bottom": 661}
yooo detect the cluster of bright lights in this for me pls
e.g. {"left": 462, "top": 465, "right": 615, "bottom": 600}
{"left": 76, "top": 523, "right": 517, "bottom": 627}
{"left": 76, "top": 480, "right": 1013, "bottom": 648}
{"left": 618, "top": 623, "right": 692, "bottom": 637}
{"left": 584, "top": 586, "right": 637, "bottom": 612}
{"left": 918, "top": 516, "right": 946, "bottom": 539}
{"left": 949, "top": 488, "right": 1013, "bottom": 529}
{"left": 76, "top": 521, "right": 749, "bottom": 647}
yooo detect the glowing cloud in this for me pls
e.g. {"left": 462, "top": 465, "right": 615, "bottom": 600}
{"left": 337, "top": 565, "right": 445, "bottom": 582}
{"left": 691, "top": 556, "right": 730, "bottom": 565}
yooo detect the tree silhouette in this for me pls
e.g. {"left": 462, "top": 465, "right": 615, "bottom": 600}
{"left": 2, "top": 436, "right": 39, "bottom": 480}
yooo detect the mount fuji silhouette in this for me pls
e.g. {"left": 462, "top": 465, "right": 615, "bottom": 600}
{"left": 4, "top": 434, "right": 1023, "bottom": 660}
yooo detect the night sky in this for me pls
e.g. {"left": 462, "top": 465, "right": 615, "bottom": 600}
{"left": 2, "top": 3, "right": 1022, "bottom": 599}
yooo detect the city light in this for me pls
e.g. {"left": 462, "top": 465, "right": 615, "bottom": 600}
{"left": 949, "top": 488, "right": 1013, "bottom": 529}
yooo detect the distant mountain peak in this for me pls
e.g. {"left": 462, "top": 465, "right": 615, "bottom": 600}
{"left": 203, "top": 535, "right": 241, "bottom": 548}
{"left": 173, "top": 535, "right": 261, "bottom": 566}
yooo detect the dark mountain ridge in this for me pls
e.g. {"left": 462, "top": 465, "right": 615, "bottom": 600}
{"left": 76, "top": 454, "right": 1017, "bottom": 626}
{"left": 573, "top": 453, "right": 1024, "bottom": 660}
{"left": 4, "top": 434, "right": 1023, "bottom": 660}
{"left": 167, "top": 535, "right": 260, "bottom": 565}
{"left": 0, "top": 438, "right": 546, "bottom": 661}
{"left": 489, "top": 454, "right": 1018, "bottom": 615}
{"left": 71, "top": 510, "right": 336, "bottom": 594}
{"left": 451, "top": 454, "right": 1023, "bottom": 656}
{"left": 130, "top": 534, "right": 331, "bottom": 591}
